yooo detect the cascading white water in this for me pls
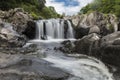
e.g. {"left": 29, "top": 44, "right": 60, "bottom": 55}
{"left": 67, "top": 20, "right": 74, "bottom": 38}
{"left": 44, "top": 54, "right": 113, "bottom": 80}
{"left": 36, "top": 19, "right": 74, "bottom": 40}
{"left": 36, "top": 20, "right": 44, "bottom": 39}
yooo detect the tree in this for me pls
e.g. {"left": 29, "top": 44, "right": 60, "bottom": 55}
{"left": 0, "top": 0, "right": 61, "bottom": 19}
{"left": 79, "top": 0, "right": 120, "bottom": 17}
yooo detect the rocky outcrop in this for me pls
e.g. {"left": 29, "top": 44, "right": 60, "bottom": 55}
{"left": 23, "top": 21, "right": 36, "bottom": 39}
{"left": 59, "top": 33, "right": 100, "bottom": 54}
{"left": 92, "top": 32, "right": 120, "bottom": 67}
{"left": 65, "top": 12, "right": 118, "bottom": 38}
{"left": 0, "top": 8, "right": 32, "bottom": 34}
{"left": 74, "top": 33, "right": 100, "bottom": 54}
{"left": 0, "top": 22, "right": 27, "bottom": 47}
{"left": 59, "top": 32, "right": 120, "bottom": 77}
{"left": 67, "top": 32, "right": 120, "bottom": 68}
{"left": 0, "top": 8, "right": 35, "bottom": 47}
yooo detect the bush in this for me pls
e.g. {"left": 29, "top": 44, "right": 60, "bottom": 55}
{"left": 0, "top": 0, "right": 61, "bottom": 19}
{"left": 80, "top": 0, "right": 120, "bottom": 17}
{"left": 31, "top": 12, "right": 39, "bottom": 20}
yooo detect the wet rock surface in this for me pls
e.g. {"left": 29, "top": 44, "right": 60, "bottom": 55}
{"left": 94, "top": 32, "right": 120, "bottom": 68}
{"left": 0, "top": 53, "right": 69, "bottom": 80}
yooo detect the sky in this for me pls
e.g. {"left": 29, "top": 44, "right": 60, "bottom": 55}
{"left": 45, "top": 0, "right": 93, "bottom": 15}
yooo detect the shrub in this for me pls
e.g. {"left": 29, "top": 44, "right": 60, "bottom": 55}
{"left": 31, "top": 12, "right": 39, "bottom": 20}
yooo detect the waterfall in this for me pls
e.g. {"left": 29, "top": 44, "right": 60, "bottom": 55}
{"left": 36, "top": 19, "right": 74, "bottom": 40}
{"left": 67, "top": 20, "right": 74, "bottom": 38}
{"left": 36, "top": 20, "right": 44, "bottom": 39}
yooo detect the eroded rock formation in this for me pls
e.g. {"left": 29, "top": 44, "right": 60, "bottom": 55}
{"left": 0, "top": 8, "right": 35, "bottom": 47}
{"left": 65, "top": 12, "right": 119, "bottom": 38}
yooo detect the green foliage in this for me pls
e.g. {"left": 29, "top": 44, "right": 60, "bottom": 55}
{"left": 80, "top": 0, "right": 120, "bottom": 17}
{"left": 31, "top": 12, "right": 39, "bottom": 20}
{"left": 40, "top": 6, "right": 59, "bottom": 19}
{"left": 0, "top": 0, "right": 60, "bottom": 19}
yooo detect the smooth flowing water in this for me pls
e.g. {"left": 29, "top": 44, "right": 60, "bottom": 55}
{"left": 36, "top": 19, "right": 74, "bottom": 40}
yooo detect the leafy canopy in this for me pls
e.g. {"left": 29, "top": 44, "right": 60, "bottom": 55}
{"left": 80, "top": 0, "right": 120, "bottom": 17}
{"left": 0, "top": 0, "right": 61, "bottom": 19}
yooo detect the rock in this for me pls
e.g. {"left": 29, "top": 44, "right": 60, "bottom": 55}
{"left": 0, "top": 19, "right": 2, "bottom": 23}
{"left": 0, "top": 53, "right": 69, "bottom": 80}
{"left": 65, "top": 15, "right": 81, "bottom": 27}
{"left": 0, "top": 43, "right": 38, "bottom": 55}
{"left": 74, "top": 33, "right": 100, "bottom": 54}
{"left": 118, "top": 19, "right": 120, "bottom": 31}
{"left": 100, "top": 31, "right": 120, "bottom": 46}
{"left": 0, "top": 8, "right": 33, "bottom": 47}
{"left": 75, "top": 26, "right": 90, "bottom": 39}
{"left": 0, "top": 8, "right": 32, "bottom": 34}
{"left": 64, "top": 20, "right": 69, "bottom": 38}
{"left": 83, "top": 32, "right": 120, "bottom": 79}
{"left": 8, "top": 8, "right": 32, "bottom": 34}
{"left": 71, "top": 32, "right": 120, "bottom": 79}
{"left": 89, "top": 25, "right": 100, "bottom": 34}
{"left": 67, "top": 12, "right": 118, "bottom": 38}
{"left": 74, "top": 31, "right": 120, "bottom": 68}
{"left": 96, "top": 32, "right": 120, "bottom": 67}
{"left": 23, "top": 21, "right": 36, "bottom": 39}
{"left": 0, "top": 23, "right": 26, "bottom": 47}
{"left": 0, "top": 10, "right": 6, "bottom": 18}
{"left": 59, "top": 40, "right": 75, "bottom": 53}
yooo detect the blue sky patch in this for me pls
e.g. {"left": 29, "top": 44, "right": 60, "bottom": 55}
{"left": 54, "top": 0, "right": 79, "bottom": 6}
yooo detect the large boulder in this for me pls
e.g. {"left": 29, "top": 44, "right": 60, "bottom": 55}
{"left": 0, "top": 8, "right": 35, "bottom": 47}
{"left": 74, "top": 31, "right": 120, "bottom": 68}
{"left": 74, "top": 33, "right": 100, "bottom": 54}
{"left": 1, "top": 8, "right": 32, "bottom": 34}
{"left": 92, "top": 32, "right": 120, "bottom": 68}
{"left": 90, "top": 32, "right": 120, "bottom": 80}
{"left": 0, "top": 22, "right": 26, "bottom": 47}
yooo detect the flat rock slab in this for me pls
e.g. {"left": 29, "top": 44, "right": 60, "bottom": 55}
{"left": 0, "top": 53, "right": 69, "bottom": 80}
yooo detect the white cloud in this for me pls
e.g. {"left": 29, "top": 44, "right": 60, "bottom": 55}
{"left": 45, "top": 0, "right": 93, "bottom": 15}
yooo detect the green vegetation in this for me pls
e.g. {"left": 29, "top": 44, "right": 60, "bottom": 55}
{"left": 0, "top": 0, "right": 61, "bottom": 19}
{"left": 79, "top": 0, "right": 120, "bottom": 17}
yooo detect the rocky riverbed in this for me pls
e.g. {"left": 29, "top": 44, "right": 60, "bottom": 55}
{"left": 0, "top": 8, "right": 120, "bottom": 80}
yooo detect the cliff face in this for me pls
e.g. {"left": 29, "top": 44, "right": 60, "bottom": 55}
{"left": 65, "top": 12, "right": 119, "bottom": 39}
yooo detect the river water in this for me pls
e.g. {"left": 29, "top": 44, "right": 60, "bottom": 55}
{"left": 27, "top": 39, "right": 114, "bottom": 80}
